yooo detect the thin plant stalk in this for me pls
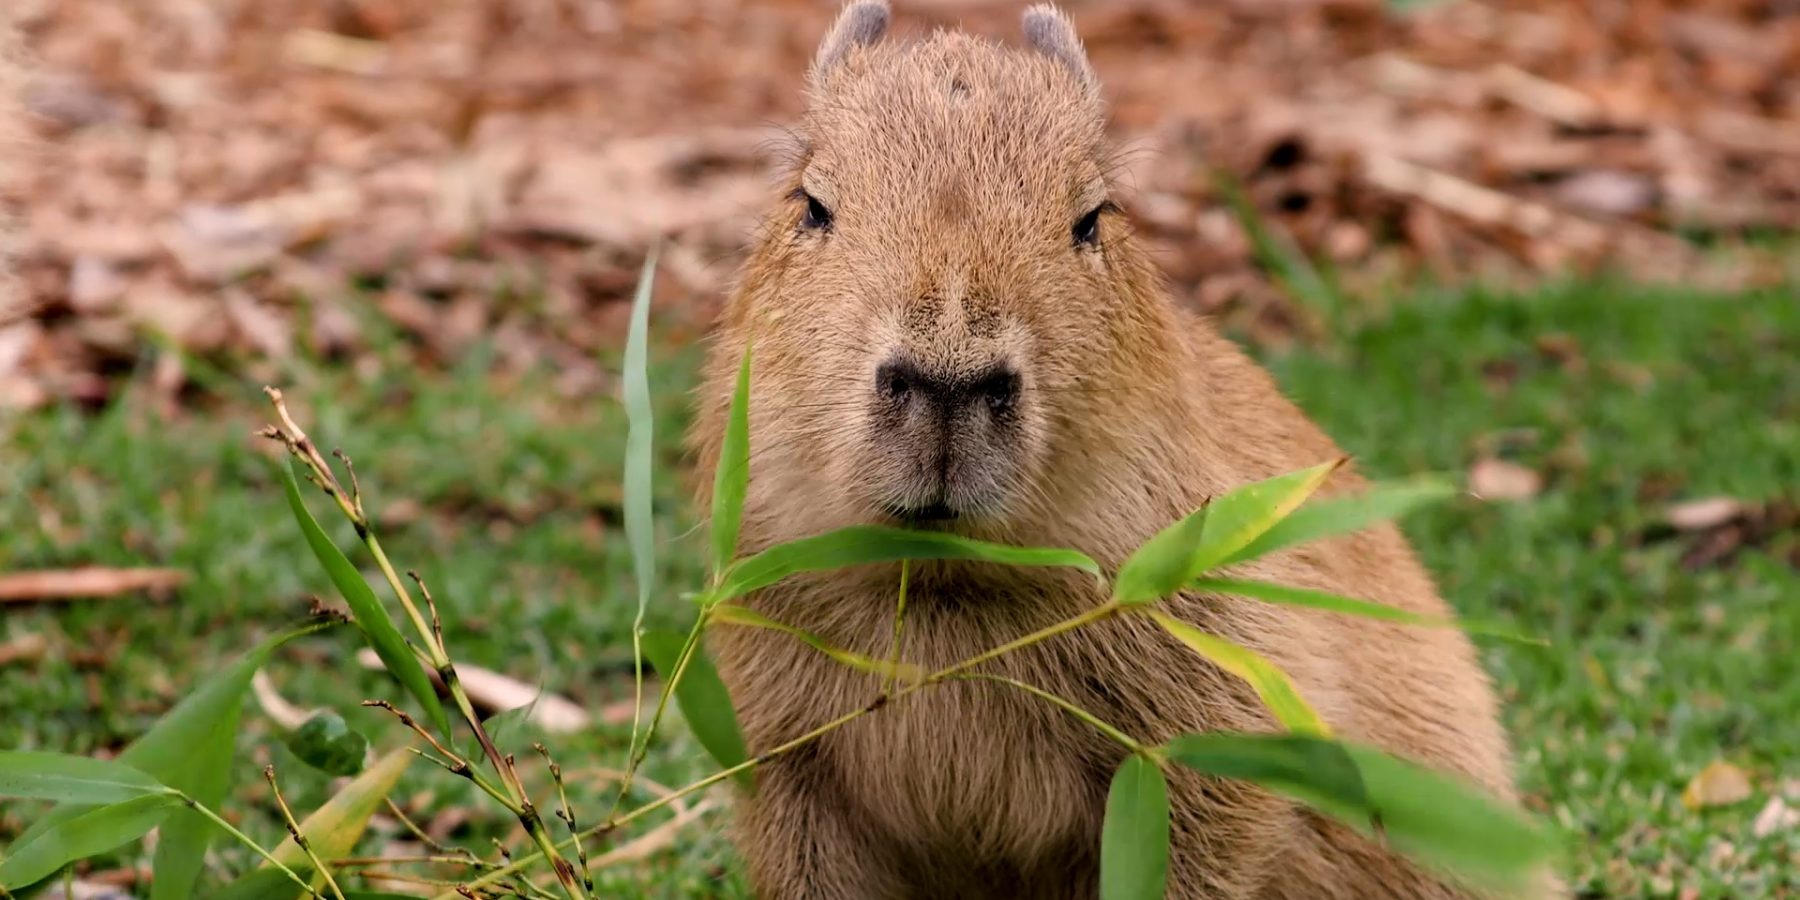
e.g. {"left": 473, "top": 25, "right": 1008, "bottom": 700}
{"left": 266, "top": 766, "right": 348, "bottom": 900}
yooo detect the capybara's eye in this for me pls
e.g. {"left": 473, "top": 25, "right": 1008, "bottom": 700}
{"left": 1072, "top": 202, "right": 1107, "bottom": 247}
{"left": 799, "top": 191, "right": 834, "bottom": 232}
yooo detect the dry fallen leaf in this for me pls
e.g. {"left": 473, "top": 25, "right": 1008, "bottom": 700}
{"left": 1683, "top": 759, "right": 1754, "bottom": 810}
{"left": 356, "top": 647, "right": 591, "bottom": 733}
{"left": 1666, "top": 497, "right": 1746, "bottom": 532}
{"left": 1752, "top": 794, "right": 1798, "bottom": 838}
{"left": 1469, "top": 458, "right": 1543, "bottom": 501}
{"left": 0, "top": 567, "right": 186, "bottom": 602}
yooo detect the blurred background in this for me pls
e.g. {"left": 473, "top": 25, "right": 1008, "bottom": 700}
{"left": 0, "top": 1, "right": 1795, "bottom": 897}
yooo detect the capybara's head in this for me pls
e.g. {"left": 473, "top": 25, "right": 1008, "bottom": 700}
{"left": 702, "top": 3, "right": 1185, "bottom": 549}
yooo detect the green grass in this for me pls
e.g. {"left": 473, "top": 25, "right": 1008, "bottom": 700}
{"left": 2, "top": 280, "right": 1795, "bottom": 897}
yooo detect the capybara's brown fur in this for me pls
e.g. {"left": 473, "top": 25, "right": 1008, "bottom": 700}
{"left": 690, "top": 4, "right": 1541, "bottom": 898}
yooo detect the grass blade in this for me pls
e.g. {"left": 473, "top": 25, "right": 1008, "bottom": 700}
{"left": 1192, "top": 460, "right": 1344, "bottom": 575}
{"left": 711, "top": 345, "right": 753, "bottom": 577}
{"left": 621, "top": 250, "right": 659, "bottom": 786}
{"left": 641, "top": 629, "right": 751, "bottom": 789}
{"left": 712, "top": 604, "right": 923, "bottom": 683}
{"left": 282, "top": 463, "right": 450, "bottom": 741}
{"left": 1221, "top": 477, "right": 1457, "bottom": 567}
{"left": 1113, "top": 506, "right": 1209, "bottom": 605}
{"left": 713, "top": 526, "right": 1100, "bottom": 605}
{"left": 0, "top": 751, "right": 172, "bottom": 804}
{"left": 1191, "top": 577, "right": 1540, "bottom": 644}
{"left": 0, "top": 794, "right": 183, "bottom": 889}
{"left": 1149, "top": 611, "right": 1329, "bottom": 736}
{"left": 1100, "top": 755, "right": 1170, "bottom": 900}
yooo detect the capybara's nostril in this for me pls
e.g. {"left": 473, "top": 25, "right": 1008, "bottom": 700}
{"left": 876, "top": 358, "right": 920, "bottom": 403}
{"left": 972, "top": 366, "right": 1020, "bottom": 415}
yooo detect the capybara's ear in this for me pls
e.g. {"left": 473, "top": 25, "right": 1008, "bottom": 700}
{"left": 1021, "top": 4, "right": 1097, "bottom": 96}
{"left": 810, "top": 1, "right": 891, "bottom": 91}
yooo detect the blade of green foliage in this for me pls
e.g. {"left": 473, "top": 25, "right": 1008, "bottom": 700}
{"left": 642, "top": 629, "right": 751, "bottom": 790}
{"left": 1191, "top": 578, "right": 1540, "bottom": 644}
{"left": 1221, "top": 477, "right": 1457, "bottom": 567}
{"left": 1112, "top": 506, "right": 1210, "bottom": 605}
{"left": 713, "top": 526, "right": 1100, "bottom": 605}
{"left": 1191, "top": 460, "right": 1343, "bottom": 574}
{"left": 711, "top": 604, "right": 924, "bottom": 683}
{"left": 281, "top": 463, "right": 451, "bottom": 741}
{"left": 1164, "top": 732, "right": 1370, "bottom": 823}
{"left": 623, "top": 250, "right": 657, "bottom": 610}
{"left": 1149, "top": 611, "right": 1330, "bottom": 736}
{"left": 711, "top": 345, "right": 753, "bottom": 577}
{"left": 1335, "top": 743, "right": 1555, "bottom": 890}
{"left": 284, "top": 711, "right": 369, "bottom": 778}
{"left": 1100, "top": 755, "right": 1170, "bottom": 900}
{"left": 0, "top": 793, "right": 183, "bottom": 889}
{"left": 11, "top": 623, "right": 332, "bottom": 899}
{"left": 0, "top": 751, "right": 172, "bottom": 804}
{"left": 213, "top": 748, "right": 413, "bottom": 900}
{"left": 1166, "top": 733, "right": 1553, "bottom": 890}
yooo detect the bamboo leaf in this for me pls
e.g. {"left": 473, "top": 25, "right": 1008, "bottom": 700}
{"left": 0, "top": 751, "right": 173, "bottom": 805}
{"left": 214, "top": 747, "right": 413, "bottom": 899}
{"left": 623, "top": 250, "right": 657, "bottom": 612}
{"left": 0, "top": 794, "right": 183, "bottom": 889}
{"left": 1191, "top": 460, "right": 1343, "bottom": 575}
{"left": 1165, "top": 734, "right": 1554, "bottom": 891}
{"left": 282, "top": 463, "right": 451, "bottom": 741}
{"left": 1113, "top": 506, "right": 1209, "bottom": 606}
{"left": 714, "top": 526, "right": 1099, "bottom": 605}
{"left": 1100, "top": 754, "right": 1170, "bottom": 900}
{"left": 1221, "top": 477, "right": 1457, "bottom": 567}
{"left": 712, "top": 604, "right": 924, "bottom": 683}
{"left": 1149, "top": 611, "right": 1329, "bottom": 736}
{"left": 1190, "top": 578, "right": 1539, "bottom": 644}
{"left": 11, "top": 623, "right": 333, "bottom": 900}
{"left": 642, "top": 629, "right": 751, "bottom": 790}
{"left": 1164, "top": 732, "right": 1369, "bottom": 824}
{"left": 711, "top": 345, "right": 753, "bottom": 577}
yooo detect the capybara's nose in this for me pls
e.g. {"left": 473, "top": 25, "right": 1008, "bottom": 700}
{"left": 875, "top": 357, "right": 1019, "bottom": 419}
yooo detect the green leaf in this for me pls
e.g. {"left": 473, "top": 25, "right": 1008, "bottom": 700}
{"left": 1100, "top": 755, "right": 1170, "bottom": 900}
{"left": 0, "top": 751, "right": 172, "bottom": 804}
{"left": 281, "top": 463, "right": 451, "bottom": 741}
{"left": 642, "top": 629, "right": 751, "bottom": 790}
{"left": 284, "top": 712, "right": 369, "bottom": 778}
{"left": 1333, "top": 744, "right": 1555, "bottom": 890}
{"left": 1164, "top": 732, "right": 1369, "bottom": 825}
{"left": 1191, "top": 460, "right": 1344, "bottom": 574}
{"left": 0, "top": 793, "right": 183, "bottom": 889}
{"left": 711, "top": 345, "right": 753, "bottom": 576}
{"left": 1149, "top": 611, "right": 1329, "bottom": 736}
{"left": 713, "top": 526, "right": 1100, "bottom": 605}
{"left": 1165, "top": 734, "right": 1553, "bottom": 891}
{"left": 1190, "top": 578, "right": 1540, "bottom": 644}
{"left": 11, "top": 623, "right": 333, "bottom": 900}
{"left": 1113, "top": 506, "right": 1210, "bottom": 605}
{"left": 711, "top": 604, "right": 923, "bottom": 683}
{"left": 215, "top": 748, "right": 413, "bottom": 900}
{"left": 1221, "top": 477, "right": 1456, "bottom": 567}
{"left": 622, "top": 249, "right": 658, "bottom": 611}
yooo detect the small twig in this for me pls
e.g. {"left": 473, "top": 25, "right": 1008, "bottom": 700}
{"left": 265, "top": 766, "right": 348, "bottom": 900}
{"left": 535, "top": 743, "right": 592, "bottom": 892}
{"left": 408, "top": 569, "right": 448, "bottom": 657}
{"left": 384, "top": 796, "right": 480, "bottom": 861}
{"left": 883, "top": 561, "right": 911, "bottom": 695}
{"left": 180, "top": 798, "right": 321, "bottom": 898}
{"left": 331, "top": 448, "right": 365, "bottom": 520}
{"left": 949, "top": 673, "right": 1148, "bottom": 755}
{"left": 334, "top": 855, "right": 500, "bottom": 870}
{"left": 364, "top": 701, "right": 469, "bottom": 775}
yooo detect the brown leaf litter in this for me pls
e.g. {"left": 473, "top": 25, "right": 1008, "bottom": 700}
{"left": 0, "top": 0, "right": 1793, "bottom": 412}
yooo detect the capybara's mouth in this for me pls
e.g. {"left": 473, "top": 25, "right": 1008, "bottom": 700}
{"left": 883, "top": 500, "right": 960, "bottom": 526}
